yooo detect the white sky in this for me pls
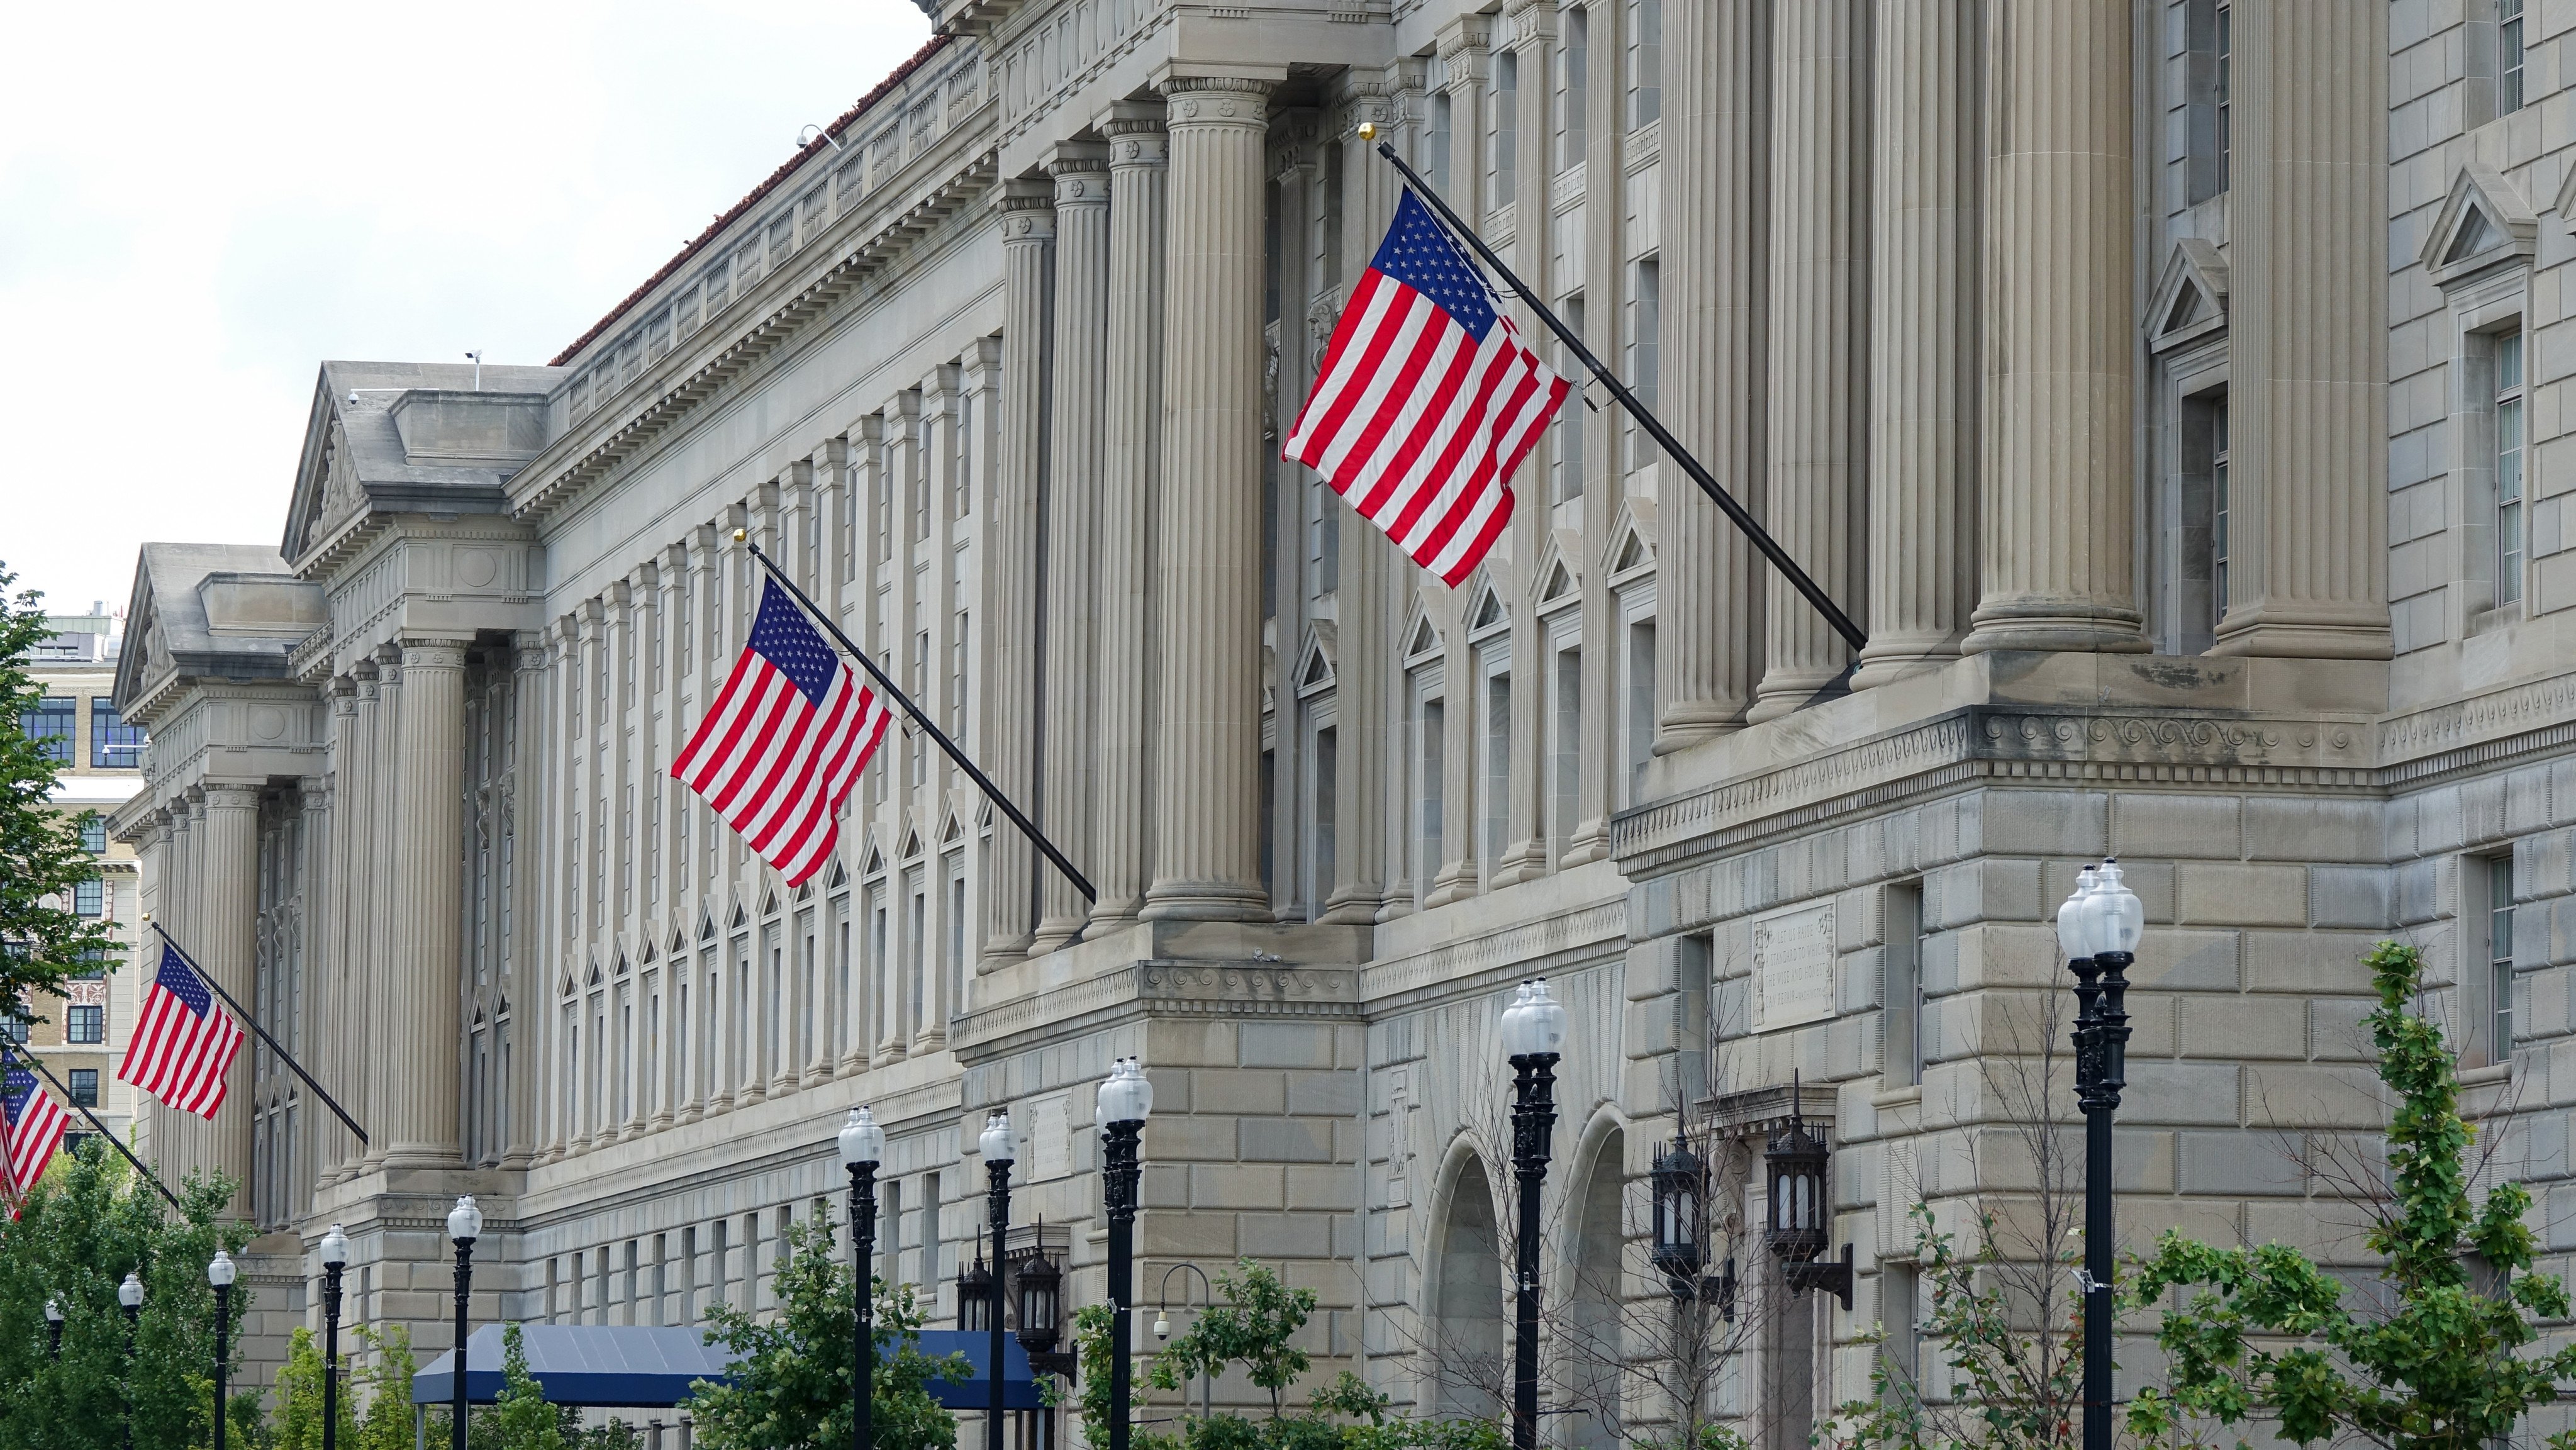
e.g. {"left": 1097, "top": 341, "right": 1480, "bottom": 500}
{"left": 0, "top": 0, "right": 933, "bottom": 618}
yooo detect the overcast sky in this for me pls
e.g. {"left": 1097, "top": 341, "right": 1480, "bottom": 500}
{"left": 0, "top": 0, "right": 932, "bottom": 619}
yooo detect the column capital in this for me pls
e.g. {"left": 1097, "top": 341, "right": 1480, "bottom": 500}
{"left": 200, "top": 781, "right": 264, "bottom": 813}
{"left": 515, "top": 642, "right": 549, "bottom": 675}
{"left": 1153, "top": 67, "right": 1281, "bottom": 129}
{"left": 401, "top": 638, "right": 471, "bottom": 671}
{"left": 1098, "top": 99, "right": 1168, "bottom": 157}
{"left": 1500, "top": 0, "right": 1557, "bottom": 45}
{"left": 995, "top": 177, "right": 1056, "bottom": 243}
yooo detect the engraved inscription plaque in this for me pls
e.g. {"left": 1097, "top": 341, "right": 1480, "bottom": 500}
{"left": 1753, "top": 901, "right": 1837, "bottom": 1032}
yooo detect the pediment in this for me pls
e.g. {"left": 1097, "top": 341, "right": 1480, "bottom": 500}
{"left": 1295, "top": 625, "right": 1338, "bottom": 691}
{"left": 1533, "top": 532, "right": 1580, "bottom": 611}
{"left": 1401, "top": 601, "right": 1442, "bottom": 665}
{"left": 279, "top": 359, "right": 561, "bottom": 573}
{"left": 1605, "top": 503, "right": 1656, "bottom": 580}
{"left": 2421, "top": 165, "right": 2537, "bottom": 287}
{"left": 2146, "top": 238, "right": 2230, "bottom": 355}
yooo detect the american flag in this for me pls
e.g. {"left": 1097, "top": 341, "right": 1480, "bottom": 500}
{"left": 2, "top": 1067, "right": 70, "bottom": 1206}
{"left": 118, "top": 942, "right": 245, "bottom": 1119}
{"left": 672, "top": 579, "right": 893, "bottom": 886}
{"left": 1286, "top": 189, "right": 1571, "bottom": 587}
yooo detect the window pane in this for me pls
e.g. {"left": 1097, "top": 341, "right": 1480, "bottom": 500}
{"left": 2503, "top": 0, "right": 2526, "bottom": 114}
{"left": 69, "top": 1069, "right": 99, "bottom": 1107}
{"left": 90, "top": 698, "right": 143, "bottom": 769}
{"left": 79, "top": 818, "right": 106, "bottom": 853}
{"left": 20, "top": 698, "right": 74, "bottom": 765}
{"left": 68, "top": 1006, "right": 103, "bottom": 1045}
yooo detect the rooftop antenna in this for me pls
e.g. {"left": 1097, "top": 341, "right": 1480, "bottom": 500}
{"left": 464, "top": 350, "right": 483, "bottom": 391}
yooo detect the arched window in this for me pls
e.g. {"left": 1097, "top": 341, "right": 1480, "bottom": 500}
{"left": 1431, "top": 1157, "right": 1508, "bottom": 1419}
{"left": 1565, "top": 1130, "right": 1627, "bottom": 1450}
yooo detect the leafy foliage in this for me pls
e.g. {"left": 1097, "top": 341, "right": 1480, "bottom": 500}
{"left": 490, "top": 1322, "right": 569, "bottom": 1450}
{"left": 1146, "top": 1260, "right": 1319, "bottom": 1420}
{"left": 0, "top": 1139, "right": 254, "bottom": 1449}
{"left": 1822, "top": 1201, "right": 2086, "bottom": 1450}
{"left": 0, "top": 560, "right": 118, "bottom": 1013}
{"left": 683, "top": 1213, "right": 967, "bottom": 1450}
{"left": 2127, "top": 940, "right": 2576, "bottom": 1450}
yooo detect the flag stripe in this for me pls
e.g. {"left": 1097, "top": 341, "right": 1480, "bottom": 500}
{"left": 115, "top": 943, "right": 243, "bottom": 1121}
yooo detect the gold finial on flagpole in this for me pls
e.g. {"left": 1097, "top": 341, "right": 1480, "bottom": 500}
{"left": 733, "top": 528, "right": 747, "bottom": 542}
{"left": 1358, "top": 121, "right": 1376, "bottom": 142}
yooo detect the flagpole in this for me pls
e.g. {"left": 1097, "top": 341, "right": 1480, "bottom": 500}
{"left": 0, "top": 1039, "right": 183, "bottom": 1211}
{"left": 739, "top": 537, "right": 1100, "bottom": 905}
{"left": 1361, "top": 131, "right": 1870, "bottom": 655}
{"left": 147, "top": 923, "right": 370, "bottom": 1147}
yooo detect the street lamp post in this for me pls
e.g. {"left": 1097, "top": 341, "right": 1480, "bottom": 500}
{"left": 2060, "top": 860, "right": 2142, "bottom": 1450}
{"left": 320, "top": 1224, "right": 349, "bottom": 1450}
{"left": 980, "top": 1110, "right": 1016, "bottom": 1450}
{"left": 1098, "top": 1058, "right": 1153, "bottom": 1450}
{"left": 43, "top": 1297, "right": 60, "bottom": 1361}
{"left": 840, "top": 1106, "right": 886, "bottom": 1450}
{"left": 118, "top": 1271, "right": 142, "bottom": 1450}
{"left": 1501, "top": 979, "right": 1568, "bottom": 1450}
{"left": 447, "top": 1195, "right": 484, "bottom": 1450}
{"left": 209, "top": 1251, "right": 237, "bottom": 1450}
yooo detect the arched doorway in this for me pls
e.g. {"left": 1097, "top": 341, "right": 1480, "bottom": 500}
{"left": 1430, "top": 1156, "right": 1508, "bottom": 1420}
{"left": 1563, "top": 1129, "right": 1625, "bottom": 1450}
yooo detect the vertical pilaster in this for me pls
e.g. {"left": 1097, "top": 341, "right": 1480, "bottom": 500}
{"left": 1035, "top": 142, "right": 1112, "bottom": 951}
{"left": 1144, "top": 69, "right": 1280, "bottom": 923}
{"left": 196, "top": 782, "right": 260, "bottom": 1213}
{"left": 359, "top": 645, "right": 401, "bottom": 1174}
{"left": 984, "top": 179, "right": 1053, "bottom": 964}
{"left": 1656, "top": 1, "right": 1768, "bottom": 743}
{"left": 2207, "top": 1, "right": 2391, "bottom": 659}
{"left": 1962, "top": 0, "right": 2147, "bottom": 654}
{"left": 508, "top": 640, "right": 549, "bottom": 1166}
{"left": 321, "top": 679, "right": 363, "bottom": 1183}
{"left": 1751, "top": 0, "right": 1868, "bottom": 722}
{"left": 1853, "top": 0, "right": 1978, "bottom": 688}
{"left": 384, "top": 639, "right": 467, "bottom": 1169}
{"left": 1094, "top": 104, "right": 1168, "bottom": 930}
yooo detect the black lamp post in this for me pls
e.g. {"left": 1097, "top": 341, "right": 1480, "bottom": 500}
{"left": 2060, "top": 859, "right": 2143, "bottom": 1450}
{"left": 1099, "top": 1057, "right": 1152, "bottom": 1450}
{"left": 979, "top": 1110, "right": 1017, "bottom": 1450}
{"left": 1764, "top": 1083, "right": 1853, "bottom": 1310}
{"left": 43, "top": 1297, "right": 60, "bottom": 1361}
{"left": 1649, "top": 1129, "right": 1736, "bottom": 1318}
{"left": 839, "top": 1105, "right": 886, "bottom": 1450}
{"left": 209, "top": 1251, "right": 237, "bottom": 1450}
{"left": 118, "top": 1271, "right": 141, "bottom": 1450}
{"left": 1501, "top": 979, "right": 1568, "bottom": 1450}
{"left": 320, "top": 1224, "right": 348, "bottom": 1450}
{"left": 447, "top": 1195, "right": 483, "bottom": 1450}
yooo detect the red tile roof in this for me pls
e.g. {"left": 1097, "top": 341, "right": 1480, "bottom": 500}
{"left": 549, "top": 33, "right": 955, "bottom": 368}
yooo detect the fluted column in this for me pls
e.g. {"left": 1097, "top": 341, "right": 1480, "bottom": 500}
{"left": 505, "top": 641, "right": 549, "bottom": 1166}
{"left": 983, "top": 179, "right": 1052, "bottom": 966}
{"left": 383, "top": 639, "right": 467, "bottom": 1168}
{"left": 1657, "top": 0, "right": 1768, "bottom": 744}
{"left": 1752, "top": 0, "right": 1868, "bottom": 722}
{"left": 1854, "top": 0, "right": 1978, "bottom": 687}
{"left": 318, "top": 681, "right": 361, "bottom": 1184}
{"left": 1143, "top": 70, "right": 1278, "bottom": 923}
{"left": 1093, "top": 104, "right": 1168, "bottom": 930}
{"left": 2208, "top": 1, "right": 2390, "bottom": 659}
{"left": 1963, "top": 0, "right": 2146, "bottom": 654}
{"left": 194, "top": 782, "right": 259, "bottom": 1213}
{"left": 358, "top": 646, "right": 400, "bottom": 1174}
{"left": 1034, "top": 142, "right": 1112, "bottom": 952}
{"left": 295, "top": 779, "right": 330, "bottom": 1210}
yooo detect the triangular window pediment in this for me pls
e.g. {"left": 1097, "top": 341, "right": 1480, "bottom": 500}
{"left": 699, "top": 912, "right": 717, "bottom": 942}
{"left": 902, "top": 830, "right": 922, "bottom": 859}
{"left": 1614, "top": 533, "right": 1646, "bottom": 573}
{"left": 1539, "top": 562, "right": 1573, "bottom": 604}
{"left": 639, "top": 942, "right": 655, "bottom": 965}
{"left": 827, "top": 861, "right": 849, "bottom": 889}
{"left": 942, "top": 817, "right": 963, "bottom": 844}
{"left": 613, "top": 951, "right": 629, "bottom": 976}
{"left": 670, "top": 927, "right": 688, "bottom": 953}
{"left": 729, "top": 902, "right": 747, "bottom": 929}
{"left": 587, "top": 961, "right": 602, "bottom": 987}
{"left": 864, "top": 848, "right": 885, "bottom": 877}
{"left": 2423, "top": 165, "right": 2538, "bottom": 287}
{"left": 795, "top": 883, "right": 811, "bottom": 902}
{"left": 2146, "top": 238, "right": 2229, "bottom": 356}
{"left": 761, "top": 890, "right": 779, "bottom": 917}
{"left": 1471, "top": 590, "right": 1505, "bottom": 632}
{"left": 1405, "top": 616, "right": 1439, "bottom": 659}
{"left": 1302, "top": 649, "right": 1332, "bottom": 686}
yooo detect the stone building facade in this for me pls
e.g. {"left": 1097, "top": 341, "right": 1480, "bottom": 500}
{"left": 104, "top": 0, "right": 2576, "bottom": 1442}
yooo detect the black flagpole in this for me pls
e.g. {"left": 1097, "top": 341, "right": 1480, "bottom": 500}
{"left": 1361, "top": 131, "right": 1869, "bottom": 655}
{"left": 739, "top": 537, "right": 1099, "bottom": 905}
{"left": 147, "top": 923, "right": 370, "bottom": 1147}
{"left": 0, "top": 1038, "right": 182, "bottom": 1210}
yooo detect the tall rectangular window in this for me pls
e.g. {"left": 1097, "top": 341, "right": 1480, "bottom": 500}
{"left": 1483, "top": 672, "right": 1512, "bottom": 876}
{"left": 1417, "top": 696, "right": 1446, "bottom": 888}
{"left": 20, "top": 698, "right": 72, "bottom": 764}
{"left": 1487, "top": 51, "right": 1518, "bottom": 211}
{"left": 1625, "top": 0, "right": 1661, "bottom": 130}
{"left": 90, "top": 700, "right": 143, "bottom": 769}
{"left": 1551, "top": 648, "right": 1581, "bottom": 859}
{"left": 67, "top": 1068, "right": 99, "bottom": 1107}
{"left": 79, "top": 818, "right": 106, "bottom": 852}
{"left": 1627, "top": 258, "right": 1660, "bottom": 442}
{"left": 2498, "top": 328, "right": 2526, "bottom": 606}
{"left": 1430, "top": 91, "right": 1453, "bottom": 193}
{"left": 2216, "top": 3, "right": 2233, "bottom": 189}
{"left": 1624, "top": 619, "right": 1656, "bottom": 805}
{"left": 1883, "top": 882, "right": 1924, "bottom": 1087}
{"left": 905, "top": 871, "right": 926, "bottom": 1042}
{"left": 946, "top": 861, "right": 967, "bottom": 1015}
{"left": 2503, "top": 0, "right": 2528, "bottom": 114}
{"left": 1556, "top": 295, "right": 1586, "bottom": 503}
{"left": 67, "top": 1005, "right": 103, "bottom": 1044}
{"left": 2491, "top": 854, "right": 2516, "bottom": 1061}
{"left": 1558, "top": 8, "right": 1588, "bottom": 170}
{"left": 2212, "top": 398, "right": 2232, "bottom": 620}
{"left": 73, "top": 878, "right": 101, "bottom": 917}
{"left": 1882, "top": 1263, "right": 1922, "bottom": 1400}
{"left": 1307, "top": 723, "right": 1339, "bottom": 915}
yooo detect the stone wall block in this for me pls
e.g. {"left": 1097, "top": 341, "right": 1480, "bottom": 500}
{"left": 1150, "top": 1020, "right": 1240, "bottom": 1069}
{"left": 1980, "top": 789, "right": 2110, "bottom": 857}
{"left": 2527, "top": 828, "right": 2575, "bottom": 899}
{"left": 2121, "top": 1061, "right": 2244, "bottom": 1126}
{"left": 2243, "top": 929, "right": 2382, "bottom": 994}
{"left": 1149, "top": 1115, "right": 1246, "bottom": 1161}
{"left": 1839, "top": 946, "right": 1887, "bottom": 1014}
{"left": 2112, "top": 793, "right": 2245, "bottom": 860}
{"left": 1241, "top": 1118, "right": 1335, "bottom": 1163}
{"left": 1285, "top": 1164, "right": 1358, "bottom": 1211}
{"left": 2308, "top": 865, "right": 2395, "bottom": 929}
{"left": 2113, "top": 1128, "right": 2178, "bottom": 1192}
{"left": 2239, "top": 1203, "right": 2379, "bottom": 1264}
{"left": 2243, "top": 1064, "right": 2390, "bottom": 1129}
{"left": 2463, "top": 776, "right": 2510, "bottom": 849}
{"left": 2177, "top": 994, "right": 2313, "bottom": 1060}
{"left": 2553, "top": 760, "right": 2576, "bottom": 828}
{"left": 1625, "top": 932, "right": 1685, "bottom": 1000}
{"left": 1625, "top": 995, "right": 1680, "bottom": 1054}
{"left": 2394, "top": 856, "right": 2443, "bottom": 925}
{"left": 2309, "top": 997, "right": 2378, "bottom": 1060}
{"left": 2504, "top": 764, "right": 2556, "bottom": 835}
{"left": 2413, "top": 785, "right": 2468, "bottom": 857}
{"left": 2243, "top": 796, "right": 2384, "bottom": 864}
{"left": 2175, "top": 863, "right": 2311, "bottom": 925}
{"left": 1189, "top": 1163, "right": 1285, "bottom": 1208}
{"left": 2124, "top": 995, "right": 2178, "bottom": 1057}
{"left": 1194, "top": 1071, "right": 1289, "bottom": 1116}
{"left": 1235, "top": 1212, "right": 1332, "bottom": 1258}
{"left": 1241, "top": 1022, "right": 1334, "bottom": 1069}
{"left": 1286, "top": 1070, "right": 1362, "bottom": 1117}
{"left": 1147, "top": 1208, "right": 1242, "bottom": 1259}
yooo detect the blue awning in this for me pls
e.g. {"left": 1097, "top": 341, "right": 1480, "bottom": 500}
{"left": 412, "top": 1323, "right": 1043, "bottom": 1411}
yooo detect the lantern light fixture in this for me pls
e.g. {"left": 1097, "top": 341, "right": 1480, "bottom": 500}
{"left": 447, "top": 1195, "right": 484, "bottom": 1245}
{"left": 959, "top": 1231, "right": 995, "bottom": 1333}
{"left": 118, "top": 1273, "right": 143, "bottom": 1311}
{"left": 839, "top": 1104, "right": 886, "bottom": 1169}
{"left": 1762, "top": 1079, "right": 1853, "bottom": 1309}
{"left": 979, "top": 1109, "right": 1016, "bottom": 1166}
{"left": 321, "top": 1223, "right": 349, "bottom": 1270}
{"left": 208, "top": 1250, "right": 236, "bottom": 1289}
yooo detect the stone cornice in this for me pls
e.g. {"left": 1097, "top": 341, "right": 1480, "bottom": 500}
{"left": 951, "top": 961, "right": 1361, "bottom": 1061}
{"left": 511, "top": 146, "right": 1002, "bottom": 527}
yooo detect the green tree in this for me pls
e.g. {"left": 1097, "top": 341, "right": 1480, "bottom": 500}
{"left": 350, "top": 1324, "right": 423, "bottom": 1450}
{"left": 0, "top": 560, "right": 118, "bottom": 1013}
{"left": 489, "top": 1322, "right": 568, "bottom": 1450}
{"left": 683, "top": 1213, "right": 967, "bottom": 1450}
{"left": 1147, "top": 1260, "right": 1318, "bottom": 1421}
{"left": 0, "top": 1138, "right": 255, "bottom": 1449}
{"left": 2127, "top": 940, "right": 2576, "bottom": 1450}
{"left": 269, "top": 1325, "right": 362, "bottom": 1450}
